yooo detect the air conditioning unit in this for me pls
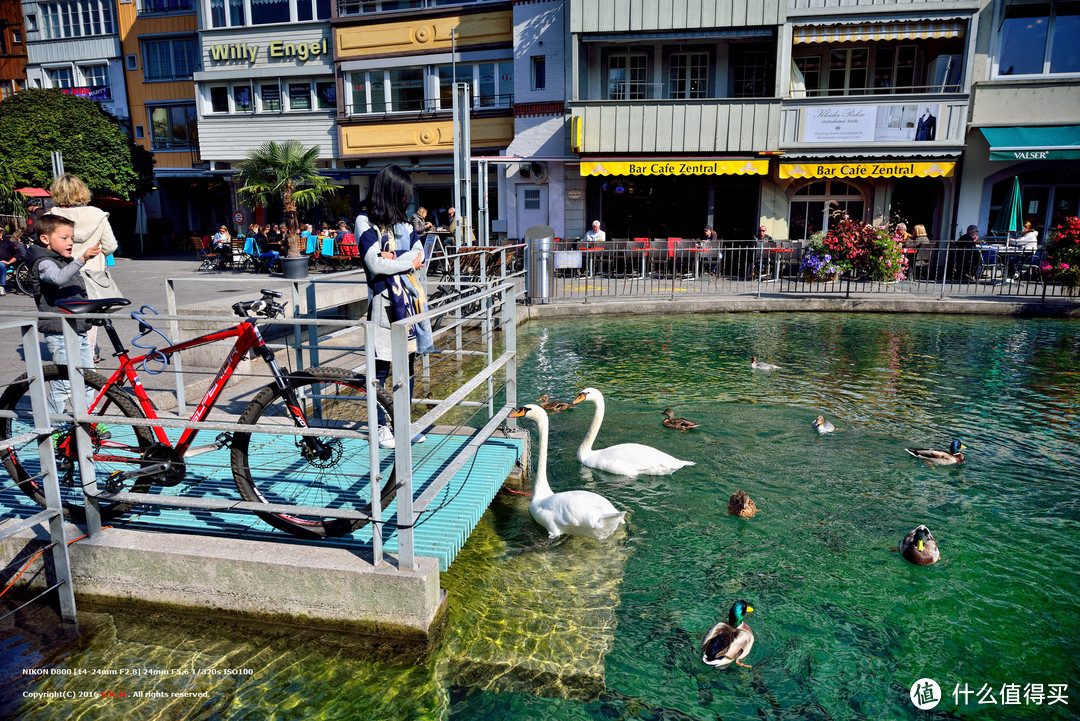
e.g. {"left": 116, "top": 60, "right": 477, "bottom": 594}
{"left": 519, "top": 162, "right": 548, "bottom": 184}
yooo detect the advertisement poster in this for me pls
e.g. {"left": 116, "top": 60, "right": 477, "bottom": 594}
{"left": 803, "top": 103, "right": 941, "bottom": 143}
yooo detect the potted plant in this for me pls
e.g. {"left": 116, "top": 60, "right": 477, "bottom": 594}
{"left": 799, "top": 236, "right": 843, "bottom": 282}
{"left": 820, "top": 215, "right": 907, "bottom": 282}
{"left": 1041, "top": 216, "right": 1080, "bottom": 295}
{"left": 235, "top": 140, "right": 337, "bottom": 279}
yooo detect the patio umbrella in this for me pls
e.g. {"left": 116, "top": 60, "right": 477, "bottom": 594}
{"left": 14, "top": 187, "right": 51, "bottom": 198}
{"left": 992, "top": 176, "right": 1022, "bottom": 240}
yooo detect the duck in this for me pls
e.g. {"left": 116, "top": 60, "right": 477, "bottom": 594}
{"left": 751, "top": 356, "right": 779, "bottom": 370}
{"left": 508, "top": 404, "right": 626, "bottom": 539}
{"left": 537, "top": 393, "right": 574, "bottom": 413}
{"left": 811, "top": 415, "right": 835, "bottom": 434}
{"left": 572, "top": 388, "right": 695, "bottom": 477}
{"left": 905, "top": 439, "right": 965, "bottom": 466}
{"left": 660, "top": 408, "right": 701, "bottom": 432}
{"left": 702, "top": 600, "right": 755, "bottom": 668}
{"left": 900, "top": 525, "right": 940, "bottom": 565}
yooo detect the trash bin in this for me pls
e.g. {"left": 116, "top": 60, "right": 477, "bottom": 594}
{"left": 524, "top": 225, "right": 554, "bottom": 304}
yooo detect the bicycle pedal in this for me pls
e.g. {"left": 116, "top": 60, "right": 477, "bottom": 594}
{"left": 105, "top": 471, "right": 126, "bottom": 493}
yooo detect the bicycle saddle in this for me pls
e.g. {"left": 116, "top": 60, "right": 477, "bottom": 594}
{"left": 56, "top": 297, "right": 132, "bottom": 314}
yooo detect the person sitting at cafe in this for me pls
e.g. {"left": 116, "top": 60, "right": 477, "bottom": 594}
{"left": 954, "top": 224, "right": 981, "bottom": 280}
{"left": 1014, "top": 220, "right": 1039, "bottom": 250}
{"left": 248, "top": 223, "right": 279, "bottom": 273}
{"left": 585, "top": 220, "right": 606, "bottom": 244}
{"left": 411, "top": 207, "right": 433, "bottom": 237}
{"left": 754, "top": 225, "right": 773, "bottom": 242}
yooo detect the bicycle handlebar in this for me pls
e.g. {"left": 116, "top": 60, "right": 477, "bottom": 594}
{"left": 233, "top": 290, "right": 287, "bottom": 319}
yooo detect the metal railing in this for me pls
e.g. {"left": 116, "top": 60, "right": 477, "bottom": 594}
{"left": 524, "top": 238, "right": 1072, "bottom": 303}
{"left": 0, "top": 319, "right": 77, "bottom": 623}
{"left": 2, "top": 271, "right": 519, "bottom": 574}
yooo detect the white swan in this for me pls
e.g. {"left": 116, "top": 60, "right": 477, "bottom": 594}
{"left": 571, "top": 387, "right": 695, "bottom": 477}
{"left": 510, "top": 404, "right": 626, "bottom": 539}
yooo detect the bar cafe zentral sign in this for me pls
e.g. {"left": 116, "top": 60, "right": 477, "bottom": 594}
{"left": 581, "top": 159, "right": 768, "bottom": 176}
{"left": 779, "top": 161, "right": 955, "bottom": 179}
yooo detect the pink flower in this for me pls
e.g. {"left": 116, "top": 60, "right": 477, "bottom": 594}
{"left": 1062, "top": 263, "right": 1071, "bottom": 270}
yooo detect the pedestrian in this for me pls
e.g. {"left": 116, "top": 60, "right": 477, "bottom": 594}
{"left": 25, "top": 214, "right": 102, "bottom": 415}
{"left": 0, "top": 228, "right": 22, "bottom": 296}
{"left": 354, "top": 165, "right": 432, "bottom": 448}
{"left": 49, "top": 174, "right": 122, "bottom": 363}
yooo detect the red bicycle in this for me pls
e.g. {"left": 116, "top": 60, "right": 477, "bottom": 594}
{"left": 0, "top": 290, "right": 397, "bottom": 538}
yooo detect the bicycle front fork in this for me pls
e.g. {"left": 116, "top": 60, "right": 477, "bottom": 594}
{"left": 260, "top": 346, "right": 333, "bottom": 462}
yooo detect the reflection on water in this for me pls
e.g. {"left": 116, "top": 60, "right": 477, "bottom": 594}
{"left": 5, "top": 313, "right": 1080, "bottom": 720}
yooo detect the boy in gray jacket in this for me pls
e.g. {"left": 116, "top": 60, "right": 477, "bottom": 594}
{"left": 27, "top": 214, "right": 102, "bottom": 415}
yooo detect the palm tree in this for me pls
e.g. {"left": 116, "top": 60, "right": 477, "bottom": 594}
{"left": 234, "top": 140, "right": 337, "bottom": 258}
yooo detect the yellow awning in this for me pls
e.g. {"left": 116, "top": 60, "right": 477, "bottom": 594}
{"left": 580, "top": 159, "right": 769, "bottom": 177}
{"left": 779, "top": 161, "right": 955, "bottom": 179}
{"left": 793, "top": 20, "right": 964, "bottom": 44}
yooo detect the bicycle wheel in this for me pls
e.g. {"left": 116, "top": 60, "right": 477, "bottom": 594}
{"left": 231, "top": 367, "right": 397, "bottom": 538}
{"left": 0, "top": 364, "right": 155, "bottom": 521}
{"left": 14, "top": 262, "right": 31, "bottom": 294}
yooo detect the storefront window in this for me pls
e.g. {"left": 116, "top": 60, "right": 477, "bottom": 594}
{"left": 210, "top": 85, "right": 229, "bottom": 112}
{"left": 789, "top": 180, "right": 866, "bottom": 241}
{"left": 316, "top": 81, "right": 336, "bottom": 109}
{"left": 289, "top": 82, "right": 311, "bottom": 110}
{"left": 261, "top": 82, "right": 281, "bottom": 111}
{"left": 234, "top": 84, "right": 253, "bottom": 112}
{"left": 252, "top": 0, "right": 289, "bottom": 25}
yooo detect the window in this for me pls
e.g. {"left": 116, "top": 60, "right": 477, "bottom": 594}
{"left": 261, "top": 82, "right": 282, "bottom": 111}
{"left": 140, "top": 0, "right": 193, "bottom": 12}
{"left": 669, "top": 52, "right": 708, "bottom": 99}
{"left": 388, "top": 68, "right": 424, "bottom": 111}
{"left": 998, "top": 0, "right": 1080, "bottom": 76}
{"left": 48, "top": 67, "right": 74, "bottom": 89}
{"left": 608, "top": 54, "right": 648, "bottom": 99}
{"left": 150, "top": 103, "right": 197, "bottom": 150}
{"left": 40, "top": 1, "right": 116, "bottom": 39}
{"left": 531, "top": 56, "right": 546, "bottom": 91}
{"left": 339, "top": 0, "right": 422, "bottom": 15}
{"left": 12, "top": 30, "right": 21, "bottom": 43}
{"left": 792, "top": 55, "right": 821, "bottom": 96}
{"left": 288, "top": 82, "right": 311, "bottom": 110}
{"left": 350, "top": 62, "right": 512, "bottom": 115}
{"left": 26, "top": 14, "right": 38, "bottom": 31}
{"left": 234, "top": 84, "right": 253, "bottom": 112}
{"left": 828, "top": 48, "right": 869, "bottom": 95}
{"left": 874, "top": 45, "right": 920, "bottom": 93}
{"left": 135, "top": 125, "right": 144, "bottom": 138}
{"left": 788, "top": 180, "right": 866, "bottom": 241}
{"left": 143, "top": 37, "right": 198, "bottom": 81}
{"left": 315, "top": 81, "right": 336, "bottom": 109}
{"left": 0, "top": 81, "right": 13, "bottom": 100}
{"left": 210, "top": 85, "right": 229, "bottom": 112}
{"left": 523, "top": 188, "right": 541, "bottom": 210}
{"left": 126, "top": 54, "right": 138, "bottom": 70}
{"left": 732, "top": 47, "right": 772, "bottom": 97}
{"left": 210, "top": 0, "right": 331, "bottom": 27}
{"left": 81, "top": 64, "right": 108, "bottom": 88}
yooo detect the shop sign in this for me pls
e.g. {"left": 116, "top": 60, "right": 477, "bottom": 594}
{"left": 802, "top": 103, "right": 942, "bottom": 144}
{"left": 554, "top": 251, "right": 582, "bottom": 269}
{"left": 989, "top": 149, "right": 1080, "bottom": 161}
{"left": 209, "top": 39, "right": 329, "bottom": 64}
{"left": 580, "top": 159, "right": 768, "bottom": 177}
{"left": 566, "top": 189, "right": 583, "bottom": 200}
{"left": 779, "top": 161, "right": 956, "bottom": 179}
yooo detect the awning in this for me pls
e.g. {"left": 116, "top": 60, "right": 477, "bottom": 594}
{"left": 583, "top": 28, "right": 774, "bottom": 43}
{"left": 779, "top": 161, "right": 955, "bottom": 179}
{"left": 581, "top": 158, "right": 768, "bottom": 177}
{"left": 15, "top": 187, "right": 51, "bottom": 198}
{"left": 793, "top": 20, "right": 965, "bottom": 44}
{"left": 981, "top": 125, "right": 1080, "bottom": 161}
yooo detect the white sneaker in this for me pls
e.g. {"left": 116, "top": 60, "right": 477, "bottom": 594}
{"left": 412, "top": 432, "right": 427, "bottom": 444}
{"left": 0, "top": 286, "right": 5, "bottom": 296}
{"left": 378, "top": 426, "right": 395, "bottom": 449}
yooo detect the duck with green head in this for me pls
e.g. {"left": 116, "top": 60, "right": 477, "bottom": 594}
{"left": 905, "top": 439, "right": 965, "bottom": 466}
{"left": 702, "top": 600, "right": 755, "bottom": 668}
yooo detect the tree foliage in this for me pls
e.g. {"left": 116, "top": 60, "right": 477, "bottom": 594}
{"left": 235, "top": 140, "right": 337, "bottom": 258}
{"left": 0, "top": 89, "right": 155, "bottom": 200}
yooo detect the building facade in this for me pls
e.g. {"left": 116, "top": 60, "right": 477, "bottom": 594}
{"left": 957, "top": 0, "right": 1080, "bottom": 241}
{"left": 20, "top": 0, "right": 130, "bottom": 120}
{"left": 1, "top": 0, "right": 28, "bottom": 99}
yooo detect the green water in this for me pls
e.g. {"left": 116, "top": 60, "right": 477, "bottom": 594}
{"left": 6, "top": 313, "right": 1080, "bottom": 720}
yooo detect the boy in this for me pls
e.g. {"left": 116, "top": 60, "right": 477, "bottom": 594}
{"left": 26, "top": 214, "right": 102, "bottom": 415}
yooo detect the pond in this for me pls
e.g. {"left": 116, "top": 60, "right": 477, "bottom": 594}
{"left": 5, "top": 313, "right": 1079, "bottom": 720}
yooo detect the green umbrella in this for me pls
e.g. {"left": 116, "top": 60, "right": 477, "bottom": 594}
{"left": 992, "top": 176, "right": 1022, "bottom": 238}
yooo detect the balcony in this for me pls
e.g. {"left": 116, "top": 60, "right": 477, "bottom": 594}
{"left": 568, "top": 98, "right": 782, "bottom": 154}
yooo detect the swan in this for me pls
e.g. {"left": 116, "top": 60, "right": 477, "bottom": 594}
{"left": 572, "top": 387, "right": 695, "bottom": 476}
{"left": 509, "top": 404, "right": 626, "bottom": 539}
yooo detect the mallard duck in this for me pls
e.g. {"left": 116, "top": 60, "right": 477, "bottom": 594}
{"left": 811, "top": 415, "right": 835, "bottom": 434}
{"left": 702, "top": 600, "right": 755, "bottom": 668}
{"left": 905, "top": 439, "right": 965, "bottom": 466}
{"left": 900, "top": 525, "right": 940, "bottom": 565}
{"left": 727, "top": 490, "right": 757, "bottom": 518}
{"left": 751, "top": 356, "right": 779, "bottom": 370}
{"left": 537, "top": 393, "right": 574, "bottom": 413}
{"left": 572, "top": 388, "right": 695, "bottom": 477}
{"left": 660, "top": 408, "right": 701, "bottom": 432}
{"left": 509, "top": 404, "right": 626, "bottom": 539}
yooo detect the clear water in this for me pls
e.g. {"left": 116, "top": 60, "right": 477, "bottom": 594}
{"left": 6, "top": 313, "right": 1079, "bottom": 720}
